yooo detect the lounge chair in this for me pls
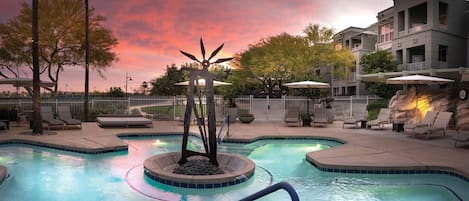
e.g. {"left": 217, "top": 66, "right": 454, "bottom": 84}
{"left": 342, "top": 110, "right": 366, "bottom": 128}
{"left": 403, "top": 111, "right": 437, "bottom": 134}
{"left": 313, "top": 108, "right": 328, "bottom": 127}
{"left": 96, "top": 114, "right": 153, "bottom": 127}
{"left": 453, "top": 130, "right": 469, "bottom": 147}
{"left": 0, "top": 120, "right": 8, "bottom": 131}
{"left": 366, "top": 108, "right": 390, "bottom": 129}
{"left": 284, "top": 107, "right": 300, "bottom": 126}
{"left": 57, "top": 106, "right": 82, "bottom": 129}
{"left": 41, "top": 106, "right": 65, "bottom": 130}
{"left": 413, "top": 112, "right": 452, "bottom": 139}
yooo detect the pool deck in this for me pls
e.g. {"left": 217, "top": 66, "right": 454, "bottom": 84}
{"left": 0, "top": 120, "right": 468, "bottom": 179}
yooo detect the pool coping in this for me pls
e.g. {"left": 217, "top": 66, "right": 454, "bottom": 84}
{"left": 0, "top": 165, "right": 6, "bottom": 186}
{"left": 0, "top": 139, "right": 128, "bottom": 154}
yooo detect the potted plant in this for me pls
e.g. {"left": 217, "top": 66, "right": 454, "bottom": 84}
{"left": 238, "top": 113, "right": 255, "bottom": 124}
{"left": 300, "top": 112, "right": 312, "bottom": 127}
{"left": 225, "top": 97, "right": 238, "bottom": 123}
{"left": 322, "top": 97, "right": 335, "bottom": 123}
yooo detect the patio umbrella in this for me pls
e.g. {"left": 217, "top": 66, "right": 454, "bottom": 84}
{"left": 283, "top": 80, "right": 330, "bottom": 113}
{"left": 175, "top": 79, "right": 232, "bottom": 87}
{"left": 0, "top": 77, "right": 55, "bottom": 88}
{"left": 386, "top": 75, "right": 454, "bottom": 119}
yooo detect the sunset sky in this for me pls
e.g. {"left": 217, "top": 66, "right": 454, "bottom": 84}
{"left": 0, "top": 0, "right": 393, "bottom": 93}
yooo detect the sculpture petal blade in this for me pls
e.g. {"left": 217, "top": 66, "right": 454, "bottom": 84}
{"left": 213, "top": 57, "right": 233, "bottom": 64}
{"left": 208, "top": 43, "right": 224, "bottom": 60}
{"left": 200, "top": 38, "right": 206, "bottom": 60}
{"left": 180, "top": 50, "right": 200, "bottom": 62}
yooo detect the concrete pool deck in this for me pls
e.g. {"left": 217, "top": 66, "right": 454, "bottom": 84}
{"left": 0, "top": 120, "right": 468, "bottom": 179}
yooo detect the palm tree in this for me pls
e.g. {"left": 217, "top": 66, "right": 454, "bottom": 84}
{"left": 83, "top": 0, "right": 90, "bottom": 121}
{"left": 32, "top": 0, "right": 43, "bottom": 134}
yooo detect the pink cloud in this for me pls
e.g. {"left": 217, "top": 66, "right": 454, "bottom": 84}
{"left": 0, "top": 0, "right": 393, "bottom": 92}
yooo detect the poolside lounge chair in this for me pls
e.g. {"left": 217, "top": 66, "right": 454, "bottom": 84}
{"left": 313, "top": 108, "right": 328, "bottom": 127}
{"left": 41, "top": 106, "right": 65, "bottom": 130}
{"left": 96, "top": 114, "right": 153, "bottom": 127}
{"left": 403, "top": 111, "right": 437, "bottom": 134}
{"left": 284, "top": 107, "right": 300, "bottom": 126}
{"left": 453, "top": 130, "right": 469, "bottom": 147}
{"left": 366, "top": 108, "right": 390, "bottom": 129}
{"left": 57, "top": 106, "right": 82, "bottom": 129}
{"left": 0, "top": 120, "right": 8, "bottom": 131}
{"left": 412, "top": 112, "right": 452, "bottom": 139}
{"left": 342, "top": 110, "right": 366, "bottom": 128}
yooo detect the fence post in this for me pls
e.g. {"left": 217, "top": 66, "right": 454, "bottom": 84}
{"left": 282, "top": 95, "right": 286, "bottom": 119}
{"left": 173, "top": 96, "right": 176, "bottom": 120}
{"left": 249, "top": 95, "right": 253, "bottom": 114}
{"left": 127, "top": 96, "right": 131, "bottom": 114}
{"left": 350, "top": 96, "right": 353, "bottom": 117}
{"left": 55, "top": 98, "right": 59, "bottom": 113}
{"left": 366, "top": 95, "right": 369, "bottom": 105}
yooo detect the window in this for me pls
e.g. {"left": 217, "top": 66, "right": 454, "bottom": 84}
{"left": 439, "top": 45, "right": 448, "bottom": 62}
{"left": 398, "top": 11, "right": 405, "bottom": 31}
{"left": 379, "top": 23, "right": 393, "bottom": 43}
{"left": 396, "top": 50, "right": 403, "bottom": 64}
{"left": 315, "top": 69, "right": 321, "bottom": 76}
{"left": 439, "top": 2, "right": 448, "bottom": 30}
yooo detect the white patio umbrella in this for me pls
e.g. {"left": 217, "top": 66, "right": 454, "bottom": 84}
{"left": 0, "top": 77, "right": 55, "bottom": 88}
{"left": 386, "top": 75, "right": 454, "bottom": 118}
{"left": 283, "top": 80, "right": 330, "bottom": 113}
{"left": 283, "top": 80, "right": 330, "bottom": 89}
{"left": 175, "top": 79, "right": 232, "bottom": 87}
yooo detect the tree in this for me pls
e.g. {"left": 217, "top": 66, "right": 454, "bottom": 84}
{"left": 238, "top": 33, "right": 311, "bottom": 97}
{"left": 32, "top": 0, "right": 43, "bottom": 134}
{"left": 149, "top": 64, "right": 186, "bottom": 96}
{"left": 360, "top": 49, "right": 400, "bottom": 99}
{"left": 237, "top": 24, "right": 355, "bottom": 97}
{"left": 107, "top": 87, "right": 125, "bottom": 97}
{"left": 0, "top": 0, "right": 118, "bottom": 95}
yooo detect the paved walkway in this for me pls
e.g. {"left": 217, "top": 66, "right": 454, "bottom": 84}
{"left": 0, "top": 120, "right": 468, "bottom": 178}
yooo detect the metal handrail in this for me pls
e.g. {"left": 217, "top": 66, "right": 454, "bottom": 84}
{"left": 217, "top": 114, "right": 230, "bottom": 144}
{"left": 240, "top": 181, "right": 300, "bottom": 201}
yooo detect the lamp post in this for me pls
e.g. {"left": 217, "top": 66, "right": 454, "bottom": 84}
{"left": 142, "top": 81, "right": 148, "bottom": 95}
{"left": 125, "top": 72, "right": 132, "bottom": 96}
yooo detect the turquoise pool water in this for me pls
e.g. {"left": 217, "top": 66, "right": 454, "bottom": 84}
{"left": 0, "top": 135, "right": 467, "bottom": 201}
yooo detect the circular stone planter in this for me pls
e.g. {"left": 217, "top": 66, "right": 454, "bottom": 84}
{"left": 144, "top": 152, "right": 255, "bottom": 188}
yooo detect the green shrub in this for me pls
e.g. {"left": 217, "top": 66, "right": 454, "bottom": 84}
{"left": 366, "top": 100, "right": 389, "bottom": 120}
{"left": 0, "top": 107, "right": 18, "bottom": 121}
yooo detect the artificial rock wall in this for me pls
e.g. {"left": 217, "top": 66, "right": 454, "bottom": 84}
{"left": 388, "top": 86, "right": 460, "bottom": 127}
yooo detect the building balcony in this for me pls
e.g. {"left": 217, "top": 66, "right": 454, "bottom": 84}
{"left": 408, "top": 24, "right": 428, "bottom": 34}
{"left": 397, "top": 64, "right": 405, "bottom": 71}
{"left": 407, "top": 62, "right": 425, "bottom": 71}
{"left": 438, "top": 62, "right": 448, "bottom": 69}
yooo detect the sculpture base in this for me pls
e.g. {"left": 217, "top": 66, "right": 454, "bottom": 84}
{"left": 144, "top": 152, "right": 255, "bottom": 188}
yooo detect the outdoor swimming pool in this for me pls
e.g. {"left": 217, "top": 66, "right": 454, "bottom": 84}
{"left": 0, "top": 135, "right": 468, "bottom": 201}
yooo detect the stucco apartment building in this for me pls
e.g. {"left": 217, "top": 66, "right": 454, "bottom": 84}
{"left": 332, "top": 0, "right": 468, "bottom": 95}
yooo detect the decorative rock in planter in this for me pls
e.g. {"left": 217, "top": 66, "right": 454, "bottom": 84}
{"left": 238, "top": 114, "right": 255, "bottom": 124}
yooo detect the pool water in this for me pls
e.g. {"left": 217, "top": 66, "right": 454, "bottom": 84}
{"left": 0, "top": 136, "right": 467, "bottom": 201}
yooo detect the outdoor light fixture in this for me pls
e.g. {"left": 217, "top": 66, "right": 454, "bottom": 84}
{"left": 125, "top": 72, "right": 132, "bottom": 96}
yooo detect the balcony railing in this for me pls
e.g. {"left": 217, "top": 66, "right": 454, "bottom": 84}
{"left": 397, "top": 64, "right": 405, "bottom": 71}
{"left": 438, "top": 61, "right": 448, "bottom": 69}
{"left": 407, "top": 62, "right": 425, "bottom": 71}
{"left": 408, "top": 24, "right": 427, "bottom": 34}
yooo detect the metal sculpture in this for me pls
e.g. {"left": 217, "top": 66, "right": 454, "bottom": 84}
{"left": 179, "top": 38, "right": 233, "bottom": 166}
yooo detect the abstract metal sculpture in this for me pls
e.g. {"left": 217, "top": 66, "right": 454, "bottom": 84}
{"left": 179, "top": 38, "right": 233, "bottom": 166}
